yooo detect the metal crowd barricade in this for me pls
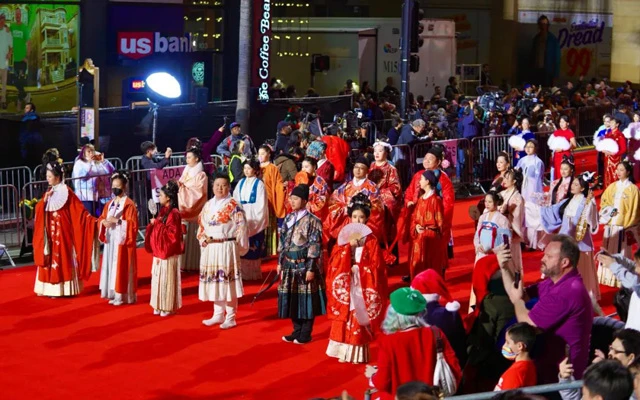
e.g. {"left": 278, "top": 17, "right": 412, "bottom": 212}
{"left": 470, "top": 134, "right": 511, "bottom": 184}
{"left": 211, "top": 155, "right": 224, "bottom": 172}
{"left": 577, "top": 104, "right": 613, "bottom": 138}
{"left": 0, "top": 166, "right": 33, "bottom": 197}
{"left": 107, "top": 157, "right": 124, "bottom": 171}
{"left": 390, "top": 144, "right": 413, "bottom": 189}
{"left": 33, "top": 161, "right": 74, "bottom": 181}
{"left": 0, "top": 184, "right": 22, "bottom": 249}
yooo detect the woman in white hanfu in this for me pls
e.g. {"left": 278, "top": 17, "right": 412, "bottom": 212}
{"left": 598, "top": 161, "right": 640, "bottom": 287}
{"left": 232, "top": 159, "right": 269, "bottom": 281}
{"left": 198, "top": 173, "right": 249, "bottom": 329}
{"left": 515, "top": 139, "right": 545, "bottom": 249}
{"left": 178, "top": 147, "right": 208, "bottom": 272}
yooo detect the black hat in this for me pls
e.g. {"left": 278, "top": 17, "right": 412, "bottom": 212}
{"left": 291, "top": 184, "right": 309, "bottom": 201}
{"left": 354, "top": 155, "right": 371, "bottom": 168}
{"left": 426, "top": 146, "right": 444, "bottom": 160}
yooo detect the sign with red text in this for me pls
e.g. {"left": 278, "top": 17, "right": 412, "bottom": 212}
{"left": 150, "top": 166, "right": 184, "bottom": 203}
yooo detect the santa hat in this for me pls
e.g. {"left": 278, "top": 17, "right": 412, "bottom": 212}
{"left": 411, "top": 269, "right": 454, "bottom": 306}
{"left": 463, "top": 254, "right": 501, "bottom": 333}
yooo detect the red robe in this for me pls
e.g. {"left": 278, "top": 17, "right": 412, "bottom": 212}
{"left": 33, "top": 185, "right": 97, "bottom": 288}
{"left": 324, "top": 179, "right": 384, "bottom": 244}
{"left": 326, "top": 235, "right": 388, "bottom": 346}
{"left": 550, "top": 128, "right": 575, "bottom": 178}
{"left": 603, "top": 128, "right": 627, "bottom": 189}
{"left": 316, "top": 159, "right": 335, "bottom": 193}
{"left": 145, "top": 207, "right": 184, "bottom": 259}
{"left": 321, "top": 135, "right": 350, "bottom": 184}
{"left": 98, "top": 197, "right": 139, "bottom": 296}
{"left": 372, "top": 327, "right": 462, "bottom": 400}
{"left": 409, "top": 192, "right": 445, "bottom": 278}
{"left": 400, "top": 169, "right": 454, "bottom": 249}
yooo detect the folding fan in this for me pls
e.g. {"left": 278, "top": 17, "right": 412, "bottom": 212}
{"left": 337, "top": 223, "right": 373, "bottom": 246}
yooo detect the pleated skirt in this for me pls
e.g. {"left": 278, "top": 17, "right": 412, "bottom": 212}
{"left": 150, "top": 255, "right": 182, "bottom": 312}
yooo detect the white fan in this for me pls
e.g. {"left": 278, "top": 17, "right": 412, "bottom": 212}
{"left": 148, "top": 199, "right": 158, "bottom": 217}
{"left": 595, "top": 138, "right": 619, "bottom": 154}
{"left": 547, "top": 135, "right": 571, "bottom": 151}
{"left": 508, "top": 135, "right": 526, "bottom": 151}
{"left": 337, "top": 223, "right": 372, "bottom": 246}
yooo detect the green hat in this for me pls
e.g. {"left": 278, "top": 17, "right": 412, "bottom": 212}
{"left": 390, "top": 287, "right": 427, "bottom": 316}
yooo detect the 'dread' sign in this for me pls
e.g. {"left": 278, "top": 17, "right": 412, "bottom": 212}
{"left": 150, "top": 166, "right": 185, "bottom": 203}
{"left": 118, "top": 32, "right": 193, "bottom": 60}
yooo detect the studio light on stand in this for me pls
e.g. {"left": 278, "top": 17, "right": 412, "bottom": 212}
{"left": 144, "top": 72, "right": 182, "bottom": 143}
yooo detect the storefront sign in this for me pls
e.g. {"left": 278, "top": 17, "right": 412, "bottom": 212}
{"left": 80, "top": 108, "right": 95, "bottom": 141}
{"left": 117, "top": 31, "right": 193, "bottom": 60}
{"left": 253, "top": 0, "right": 271, "bottom": 101}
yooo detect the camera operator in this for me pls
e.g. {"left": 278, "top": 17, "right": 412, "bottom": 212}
{"left": 386, "top": 117, "right": 403, "bottom": 146}
{"left": 397, "top": 119, "right": 430, "bottom": 146}
{"left": 538, "top": 109, "right": 557, "bottom": 132}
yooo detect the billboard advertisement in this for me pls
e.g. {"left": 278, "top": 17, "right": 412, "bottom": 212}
{"left": 0, "top": 3, "right": 79, "bottom": 113}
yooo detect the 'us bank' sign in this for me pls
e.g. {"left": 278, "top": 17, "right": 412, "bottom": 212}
{"left": 118, "top": 32, "right": 193, "bottom": 60}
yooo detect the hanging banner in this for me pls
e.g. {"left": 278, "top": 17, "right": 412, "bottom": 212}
{"left": 252, "top": 0, "right": 271, "bottom": 101}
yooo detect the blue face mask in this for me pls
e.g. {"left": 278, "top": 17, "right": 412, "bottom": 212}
{"left": 501, "top": 344, "right": 518, "bottom": 361}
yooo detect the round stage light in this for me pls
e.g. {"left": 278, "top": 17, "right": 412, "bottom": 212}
{"left": 145, "top": 72, "right": 182, "bottom": 102}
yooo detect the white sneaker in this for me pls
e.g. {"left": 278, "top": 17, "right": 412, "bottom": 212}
{"left": 112, "top": 301, "right": 123, "bottom": 306}
{"left": 153, "top": 309, "right": 160, "bottom": 315}
{"left": 220, "top": 320, "right": 237, "bottom": 329}
{"left": 202, "top": 316, "right": 224, "bottom": 327}
{"left": 160, "top": 311, "right": 171, "bottom": 317}
{"left": 108, "top": 299, "right": 116, "bottom": 304}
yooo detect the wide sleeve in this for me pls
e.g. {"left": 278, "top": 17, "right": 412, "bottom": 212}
{"left": 178, "top": 172, "right": 208, "bottom": 221}
{"left": 267, "top": 167, "right": 287, "bottom": 219}
{"left": 621, "top": 186, "right": 640, "bottom": 227}
{"left": 473, "top": 214, "right": 484, "bottom": 249}
{"left": 124, "top": 201, "right": 139, "bottom": 247}
{"left": 326, "top": 243, "right": 352, "bottom": 321}
{"left": 387, "top": 166, "right": 403, "bottom": 201}
{"left": 68, "top": 191, "right": 99, "bottom": 279}
{"left": 305, "top": 216, "right": 323, "bottom": 272}
{"left": 440, "top": 174, "right": 455, "bottom": 233}
{"left": 97, "top": 200, "right": 110, "bottom": 243}
{"left": 435, "top": 197, "right": 444, "bottom": 232}
{"left": 234, "top": 205, "right": 250, "bottom": 256}
{"left": 32, "top": 200, "right": 46, "bottom": 267}
{"left": 252, "top": 181, "right": 269, "bottom": 236}
{"left": 324, "top": 185, "right": 349, "bottom": 241}
{"left": 405, "top": 172, "right": 421, "bottom": 206}
{"left": 616, "top": 133, "right": 627, "bottom": 157}
{"left": 510, "top": 194, "right": 524, "bottom": 238}
{"left": 600, "top": 184, "right": 615, "bottom": 209}
{"left": 146, "top": 210, "right": 183, "bottom": 259}
{"left": 540, "top": 200, "right": 565, "bottom": 233}
{"left": 587, "top": 198, "right": 599, "bottom": 234}
{"left": 232, "top": 180, "right": 241, "bottom": 203}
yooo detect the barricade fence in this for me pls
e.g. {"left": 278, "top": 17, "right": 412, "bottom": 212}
{"left": 0, "top": 184, "right": 22, "bottom": 249}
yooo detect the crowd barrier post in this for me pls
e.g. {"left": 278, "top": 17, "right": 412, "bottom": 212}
{"left": 470, "top": 134, "right": 511, "bottom": 184}
{"left": 0, "top": 166, "right": 33, "bottom": 197}
{"left": 0, "top": 184, "right": 22, "bottom": 252}
{"left": 390, "top": 144, "right": 413, "bottom": 189}
{"left": 444, "top": 380, "right": 584, "bottom": 400}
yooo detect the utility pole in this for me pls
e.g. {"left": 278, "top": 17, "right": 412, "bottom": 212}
{"left": 400, "top": 1, "right": 412, "bottom": 119}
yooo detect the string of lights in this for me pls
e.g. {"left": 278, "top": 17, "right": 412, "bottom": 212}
{"left": 272, "top": 1, "right": 312, "bottom": 57}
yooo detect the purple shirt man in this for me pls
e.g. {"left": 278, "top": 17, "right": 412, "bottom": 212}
{"left": 497, "top": 234, "right": 593, "bottom": 385}
{"left": 528, "top": 268, "right": 593, "bottom": 383}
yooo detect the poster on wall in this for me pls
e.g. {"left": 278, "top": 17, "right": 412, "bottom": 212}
{"left": 516, "top": 11, "right": 612, "bottom": 84}
{"left": 80, "top": 108, "right": 94, "bottom": 141}
{"left": 0, "top": 3, "right": 79, "bottom": 114}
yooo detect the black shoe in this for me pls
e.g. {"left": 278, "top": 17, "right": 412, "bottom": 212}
{"left": 401, "top": 275, "right": 411, "bottom": 283}
{"left": 282, "top": 335, "right": 296, "bottom": 343}
{"left": 294, "top": 337, "right": 311, "bottom": 345}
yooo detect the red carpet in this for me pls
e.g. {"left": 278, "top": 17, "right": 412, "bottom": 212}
{"left": 0, "top": 198, "right": 618, "bottom": 400}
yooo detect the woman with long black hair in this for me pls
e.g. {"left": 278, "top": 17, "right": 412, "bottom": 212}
{"left": 145, "top": 180, "right": 184, "bottom": 316}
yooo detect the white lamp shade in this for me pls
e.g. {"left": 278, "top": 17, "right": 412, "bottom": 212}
{"left": 146, "top": 72, "right": 181, "bottom": 99}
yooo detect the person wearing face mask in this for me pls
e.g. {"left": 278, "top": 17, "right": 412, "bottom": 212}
{"left": 325, "top": 193, "right": 388, "bottom": 363}
{"left": 495, "top": 322, "right": 537, "bottom": 391}
{"left": 98, "top": 171, "right": 139, "bottom": 306}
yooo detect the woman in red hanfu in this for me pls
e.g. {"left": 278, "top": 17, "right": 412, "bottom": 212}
{"left": 33, "top": 161, "right": 99, "bottom": 297}
{"left": 369, "top": 141, "right": 402, "bottom": 248}
{"left": 290, "top": 157, "right": 330, "bottom": 220}
{"left": 326, "top": 193, "right": 388, "bottom": 364}
{"left": 98, "top": 171, "right": 139, "bottom": 305}
{"left": 409, "top": 169, "right": 446, "bottom": 279}
{"left": 596, "top": 117, "right": 627, "bottom": 189}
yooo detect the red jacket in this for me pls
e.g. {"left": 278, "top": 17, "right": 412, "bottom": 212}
{"left": 372, "top": 327, "right": 462, "bottom": 399}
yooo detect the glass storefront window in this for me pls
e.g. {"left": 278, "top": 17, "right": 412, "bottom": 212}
{"left": 184, "top": 6, "right": 224, "bottom": 52}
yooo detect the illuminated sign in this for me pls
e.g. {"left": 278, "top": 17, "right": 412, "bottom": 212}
{"left": 127, "top": 77, "right": 146, "bottom": 93}
{"left": 118, "top": 32, "right": 193, "bottom": 60}
{"left": 131, "top": 80, "right": 145, "bottom": 90}
{"left": 192, "top": 62, "right": 205, "bottom": 85}
{"left": 254, "top": 0, "right": 271, "bottom": 101}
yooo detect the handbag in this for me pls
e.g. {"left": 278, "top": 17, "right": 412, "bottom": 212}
{"left": 431, "top": 326, "right": 457, "bottom": 397}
